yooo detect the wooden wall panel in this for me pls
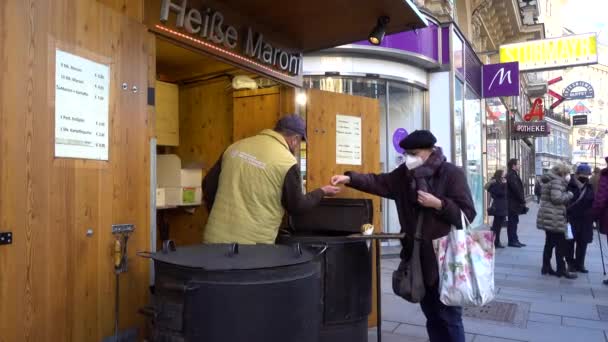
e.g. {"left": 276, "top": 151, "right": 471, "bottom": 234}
{"left": 305, "top": 88, "right": 382, "bottom": 327}
{"left": 0, "top": 1, "right": 151, "bottom": 341}
{"left": 162, "top": 78, "right": 233, "bottom": 246}
{"left": 233, "top": 87, "right": 281, "bottom": 141}
{"left": 97, "top": 0, "right": 143, "bottom": 22}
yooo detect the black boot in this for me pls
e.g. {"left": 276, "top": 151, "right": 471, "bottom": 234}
{"left": 557, "top": 269, "right": 578, "bottom": 279}
{"left": 541, "top": 265, "right": 557, "bottom": 276}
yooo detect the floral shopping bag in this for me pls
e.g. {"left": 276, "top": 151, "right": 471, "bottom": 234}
{"left": 433, "top": 212, "right": 495, "bottom": 307}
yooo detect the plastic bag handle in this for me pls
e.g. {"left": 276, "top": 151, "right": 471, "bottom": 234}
{"left": 460, "top": 211, "right": 471, "bottom": 230}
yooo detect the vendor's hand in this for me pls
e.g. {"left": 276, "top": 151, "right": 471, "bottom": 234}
{"left": 331, "top": 175, "right": 351, "bottom": 186}
{"left": 417, "top": 191, "right": 443, "bottom": 210}
{"left": 321, "top": 185, "right": 341, "bottom": 196}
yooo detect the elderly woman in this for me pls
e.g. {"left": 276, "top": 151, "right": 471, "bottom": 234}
{"left": 331, "top": 130, "right": 475, "bottom": 342}
{"left": 566, "top": 164, "right": 595, "bottom": 273}
{"left": 537, "top": 163, "right": 576, "bottom": 279}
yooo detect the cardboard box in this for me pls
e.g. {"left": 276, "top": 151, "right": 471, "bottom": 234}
{"left": 157, "top": 154, "right": 203, "bottom": 188}
{"left": 180, "top": 169, "right": 203, "bottom": 187}
{"left": 157, "top": 187, "right": 202, "bottom": 207}
{"left": 156, "top": 188, "right": 167, "bottom": 207}
{"left": 157, "top": 154, "right": 182, "bottom": 188}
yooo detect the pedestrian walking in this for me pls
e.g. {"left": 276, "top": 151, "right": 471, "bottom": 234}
{"left": 487, "top": 170, "right": 508, "bottom": 248}
{"left": 566, "top": 164, "right": 595, "bottom": 273}
{"left": 506, "top": 159, "right": 528, "bottom": 247}
{"left": 331, "top": 130, "right": 476, "bottom": 342}
{"left": 537, "top": 163, "right": 576, "bottom": 279}
{"left": 591, "top": 157, "right": 608, "bottom": 286}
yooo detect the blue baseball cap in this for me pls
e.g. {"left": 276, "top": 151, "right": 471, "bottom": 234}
{"left": 576, "top": 163, "right": 592, "bottom": 175}
{"left": 275, "top": 114, "right": 307, "bottom": 141}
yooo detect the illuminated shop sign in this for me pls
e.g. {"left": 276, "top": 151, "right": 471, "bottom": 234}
{"left": 158, "top": 0, "right": 302, "bottom": 76}
{"left": 499, "top": 33, "right": 598, "bottom": 71}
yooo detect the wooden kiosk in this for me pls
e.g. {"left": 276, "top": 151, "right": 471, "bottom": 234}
{"left": 0, "top": 0, "right": 426, "bottom": 340}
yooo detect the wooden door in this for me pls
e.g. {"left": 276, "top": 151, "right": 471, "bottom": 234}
{"left": 305, "top": 88, "right": 382, "bottom": 326}
{"left": 0, "top": 1, "right": 151, "bottom": 341}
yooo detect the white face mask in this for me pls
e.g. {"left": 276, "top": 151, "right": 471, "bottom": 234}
{"left": 565, "top": 174, "right": 571, "bottom": 182}
{"left": 405, "top": 154, "right": 424, "bottom": 170}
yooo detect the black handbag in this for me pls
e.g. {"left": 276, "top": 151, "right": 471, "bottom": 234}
{"left": 392, "top": 213, "right": 426, "bottom": 303}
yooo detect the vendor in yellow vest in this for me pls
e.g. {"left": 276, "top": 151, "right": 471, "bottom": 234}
{"left": 202, "top": 115, "right": 341, "bottom": 244}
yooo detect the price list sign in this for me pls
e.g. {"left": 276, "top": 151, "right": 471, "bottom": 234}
{"left": 336, "top": 114, "right": 362, "bottom": 165}
{"left": 55, "top": 49, "right": 109, "bottom": 160}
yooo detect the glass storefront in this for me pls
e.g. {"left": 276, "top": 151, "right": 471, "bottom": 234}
{"left": 454, "top": 80, "right": 464, "bottom": 167}
{"left": 465, "top": 87, "right": 483, "bottom": 227}
{"left": 486, "top": 98, "right": 508, "bottom": 179}
{"left": 304, "top": 76, "right": 425, "bottom": 236}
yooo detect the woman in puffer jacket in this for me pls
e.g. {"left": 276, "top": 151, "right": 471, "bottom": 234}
{"left": 537, "top": 163, "right": 576, "bottom": 279}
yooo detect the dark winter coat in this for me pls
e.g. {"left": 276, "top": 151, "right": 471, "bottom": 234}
{"left": 488, "top": 181, "right": 508, "bottom": 217}
{"left": 592, "top": 168, "right": 608, "bottom": 235}
{"left": 345, "top": 148, "right": 476, "bottom": 287}
{"left": 537, "top": 171, "right": 573, "bottom": 233}
{"left": 506, "top": 169, "right": 526, "bottom": 216}
{"left": 567, "top": 176, "right": 595, "bottom": 243}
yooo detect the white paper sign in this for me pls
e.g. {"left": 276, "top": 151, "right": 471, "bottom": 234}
{"left": 336, "top": 114, "right": 362, "bottom": 165}
{"left": 55, "top": 49, "right": 110, "bottom": 160}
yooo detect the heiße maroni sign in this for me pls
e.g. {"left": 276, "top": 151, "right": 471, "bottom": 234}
{"left": 159, "top": 0, "right": 302, "bottom": 76}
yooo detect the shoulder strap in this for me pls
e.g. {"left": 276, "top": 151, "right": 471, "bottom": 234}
{"left": 568, "top": 186, "right": 588, "bottom": 210}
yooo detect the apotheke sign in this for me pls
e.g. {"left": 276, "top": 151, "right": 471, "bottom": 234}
{"left": 159, "top": 0, "right": 302, "bottom": 76}
{"left": 512, "top": 121, "right": 550, "bottom": 137}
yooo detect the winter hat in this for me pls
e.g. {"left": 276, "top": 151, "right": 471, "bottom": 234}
{"left": 576, "top": 163, "right": 592, "bottom": 176}
{"left": 399, "top": 130, "right": 437, "bottom": 150}
{"left": 275, "top": 114, "right": 307, "bottom": 141}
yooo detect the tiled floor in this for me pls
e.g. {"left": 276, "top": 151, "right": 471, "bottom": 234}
{"left": 370, "top": 202, "right": 608, "bottom": 342}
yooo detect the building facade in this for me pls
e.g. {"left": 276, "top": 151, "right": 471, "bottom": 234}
{"left": 303, "top": 0, "right": 545, "bottom": 233}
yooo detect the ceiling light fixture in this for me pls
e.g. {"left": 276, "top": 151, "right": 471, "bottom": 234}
{"left": 368, "top": 16, "right": 390, "bottom": 46}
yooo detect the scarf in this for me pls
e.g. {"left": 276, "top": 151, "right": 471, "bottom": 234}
{"left": 410, "top": 147, "right": 446, "bottom": 193}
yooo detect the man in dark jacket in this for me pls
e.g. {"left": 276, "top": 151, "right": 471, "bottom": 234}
{"left": 331, "top": 130, "right": 476, "bottom": 342}
{"left": 506, "top": 159, "right": 527, "bottom": 247}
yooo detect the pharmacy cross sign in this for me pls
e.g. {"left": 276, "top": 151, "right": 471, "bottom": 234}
{"left": 482, "top": 62, "right": 520, "bottom": 98}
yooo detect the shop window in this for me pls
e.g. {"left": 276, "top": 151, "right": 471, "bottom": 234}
{"left": 454, "top": 80, "right": 464, "bottom": 167}
{"left": 465, "top": 86, "right": 483, "bottom": 227}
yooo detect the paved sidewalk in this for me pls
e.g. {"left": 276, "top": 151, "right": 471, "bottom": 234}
{"left": 370, "top": 202, "right": 608, "bottom": 342}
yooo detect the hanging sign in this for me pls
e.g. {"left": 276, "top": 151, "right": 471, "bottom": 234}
{"left": 55, "top": 49, "right": 109, "bottom": 160}
{"left": 563, "top": 81, "right": 595, "bottom": 100}
{"left": 392, "top": 128, "right": 409, "bottom": 154}
{"left": 572, "top": 115, "right": 588, "bottom": 126}
{"left": 568, "top": 102, "right": 591, "bottom": 115}
{"left": 482, "top": 62, "right": 520, "bottom": 98}
{"left": 336, "top": 115, "right": 362, "bottom": 165}
{"left": 512, "top": 121, "right": 550, "bottom": 137}
{"left": 499, "top": 33, "right": 598, "bottom": 71}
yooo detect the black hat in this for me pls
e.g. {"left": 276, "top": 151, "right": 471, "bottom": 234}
{"left": 399, "top": 130, "right": 437, "bottom": 150}
{"left": 275, "top": 114, "right": 307, "bottom": 141}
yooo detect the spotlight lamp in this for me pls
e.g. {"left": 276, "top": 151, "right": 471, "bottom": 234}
{"left": 368, "top": 16, "right": 390, "bottom": 46}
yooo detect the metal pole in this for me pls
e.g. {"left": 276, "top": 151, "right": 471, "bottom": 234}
{"left": 376, "top": 239, "right": 382, "bottom": 342}
{"left": 598, "top": 225, "right": 607, "bottom": 276}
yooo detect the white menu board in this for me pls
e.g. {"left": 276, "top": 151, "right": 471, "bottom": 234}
{"left": 336, "top": 114, "right": 362, "bottom": 165}
{"left": 55, "top": 49, "right": 110, "bottom": 160}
